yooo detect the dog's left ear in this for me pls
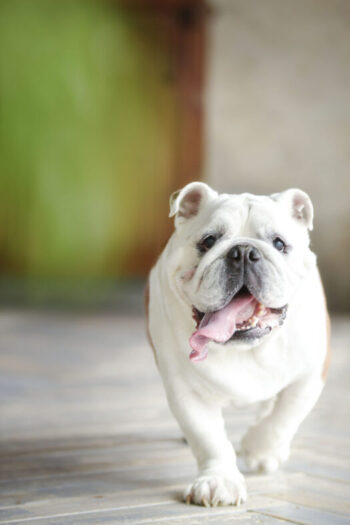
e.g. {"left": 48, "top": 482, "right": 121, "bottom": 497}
{"left": 169, "top": 182, "right": 217, "bottom": 226}
{"left": 271, "top": 188, "right": 314, "bottom": 230}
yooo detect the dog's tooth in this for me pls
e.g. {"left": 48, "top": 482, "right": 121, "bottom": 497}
{"left": 251, "top": 316, "right": 258, "bottom": 327}
{"left": 246, "top": 315, "right": 256, "bottom": 327}
{"left": 256, "top": 304, "right": 266, "bottom": 317}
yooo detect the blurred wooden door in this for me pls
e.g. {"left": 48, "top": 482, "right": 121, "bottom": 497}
{"left": 117, "top": 0, "right": 206, "bottom": 275}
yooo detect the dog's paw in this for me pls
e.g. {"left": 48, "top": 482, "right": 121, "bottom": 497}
{"left": 240, "top": 426, "right": 290, "bottom": 473}
{"left": 184, "top": 474, "right": 247, "bottom": 507}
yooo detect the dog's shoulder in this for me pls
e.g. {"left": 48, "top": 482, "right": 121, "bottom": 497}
{"left": 314, "top": 269, "right": 331, "bottom": 381}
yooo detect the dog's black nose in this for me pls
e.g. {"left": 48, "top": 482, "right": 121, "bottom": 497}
{"left": 247, "top": 246, "right": 260, "bottom": 262}
{"left": 228, "top": 245, "right": 242, "bottom": 262}
{"left": 227, "top": 244, "right": 261, "bottom": 269}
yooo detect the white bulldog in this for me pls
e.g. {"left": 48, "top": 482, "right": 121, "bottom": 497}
{"left": 146, "top": 182, "right": 330, "bottom": 507}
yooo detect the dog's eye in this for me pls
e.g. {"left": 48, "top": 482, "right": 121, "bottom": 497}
{"left": 273, "top": 237, "right": 286, "bottom": 252}
{"left": 199, "top": 235, "right": 217, "bottom": 252}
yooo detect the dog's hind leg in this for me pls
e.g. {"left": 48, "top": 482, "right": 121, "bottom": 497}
{"left": 240, "top": 373, "right": 324, "bottom": 472}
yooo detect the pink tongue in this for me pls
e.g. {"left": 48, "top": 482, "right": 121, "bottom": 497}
{"left": 189, "top": 294, "right": 257, "bottom": 362}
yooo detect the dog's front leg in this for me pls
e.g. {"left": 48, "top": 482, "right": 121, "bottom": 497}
{"left": 166, "top": 385, "right": 246, "bottom": 506}
{"left": 241, "top": 373, "right": 324, "bottom": 472}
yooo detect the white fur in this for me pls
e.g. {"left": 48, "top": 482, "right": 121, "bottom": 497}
{"left": 148, "top": 184, "right": 327, "bottom": 507}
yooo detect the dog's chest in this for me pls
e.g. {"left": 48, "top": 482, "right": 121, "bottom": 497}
{"left": 188, "top": 336, "right": 296, "bottom": 405}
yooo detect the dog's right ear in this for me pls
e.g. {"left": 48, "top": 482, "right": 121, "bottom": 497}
{"left": 271, "top": 188, "right": 314, "bottom": 231}
{"left": 169, "top": 182, "right": 217, "bottom": 227}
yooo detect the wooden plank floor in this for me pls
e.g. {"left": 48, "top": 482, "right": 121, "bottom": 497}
{"left": 0, "top": 309, "right": 349, "bottom": 524}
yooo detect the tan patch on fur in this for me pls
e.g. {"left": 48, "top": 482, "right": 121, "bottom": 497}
{"left": 144, "top": 276, "right": 158, "bottom": 366}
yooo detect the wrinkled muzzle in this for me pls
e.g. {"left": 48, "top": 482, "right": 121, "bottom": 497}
{"left": 188, "top": 243, "right": 288, "bottom": 362}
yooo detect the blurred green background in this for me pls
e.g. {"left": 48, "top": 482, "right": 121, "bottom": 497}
{"left": 0, "top": 0, "right": 187, "bottom": 302}
{"left": 1, "top": 0, "right": 348, "bottom": 311}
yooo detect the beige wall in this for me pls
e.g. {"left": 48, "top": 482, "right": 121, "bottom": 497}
{"left": 205, "top": 0, "right": 350, "bottom": 310}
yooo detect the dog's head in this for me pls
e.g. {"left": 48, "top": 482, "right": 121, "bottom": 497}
{"left": 167, "top": 182, "right": 316, "bottom": 361}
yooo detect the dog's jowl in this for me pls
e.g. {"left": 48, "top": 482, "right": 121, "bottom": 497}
{"left": 146, "top": 182, "right": 329, "bottom": 506}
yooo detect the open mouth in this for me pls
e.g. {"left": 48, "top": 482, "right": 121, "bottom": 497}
{"left": 190, "top": 286, "right": 287, "bottom": 362}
